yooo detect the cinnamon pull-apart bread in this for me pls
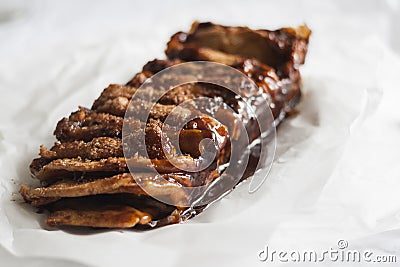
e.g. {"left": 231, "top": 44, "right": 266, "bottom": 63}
{"left": 20, "top": 22, "right": 311, "bottom": 229}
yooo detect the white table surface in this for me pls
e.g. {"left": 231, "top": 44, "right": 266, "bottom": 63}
{"left": 0, "top": 0, "right": 400, "bottom": 266}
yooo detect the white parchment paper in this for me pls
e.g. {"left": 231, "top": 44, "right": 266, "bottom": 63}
{"left": 0, "top": 0, "right": 399, "bottom": 266}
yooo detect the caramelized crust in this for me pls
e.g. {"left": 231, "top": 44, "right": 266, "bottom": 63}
{"left": 30, "top": 155, "right": 212, "bottom": 181}
{"left": 46, "top": 206, "right": 152, "bottom": 228}
{"left": 20, "top": 22, "right": 310, "bottom": 229}
{"left": 54, "top": 107, "right": 123, "bottom": 142}
{"left": 20, "top": 172, "right": 192, "bottom": 206}
{"left": 166, "top": 21, "right": 311, "bottom": 77}
{"left": 40, "top": 137, "right": 123, "bottom": 160}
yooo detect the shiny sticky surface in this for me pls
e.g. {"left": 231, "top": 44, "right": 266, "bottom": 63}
{"left": 0, "top": 0, "right": 399, "bottom": 266}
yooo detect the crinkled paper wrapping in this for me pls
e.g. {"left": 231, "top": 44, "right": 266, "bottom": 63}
{"left": 0, "top": 0, "right": 399, "bottom": 266}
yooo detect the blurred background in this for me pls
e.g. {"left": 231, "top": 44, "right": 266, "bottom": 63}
{"left": 0, "top": 1, "right": 399, "bottom": 266}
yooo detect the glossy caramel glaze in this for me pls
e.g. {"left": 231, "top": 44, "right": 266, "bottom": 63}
{"left": 20, "top": 22, "right": 310, "bottom": 229}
